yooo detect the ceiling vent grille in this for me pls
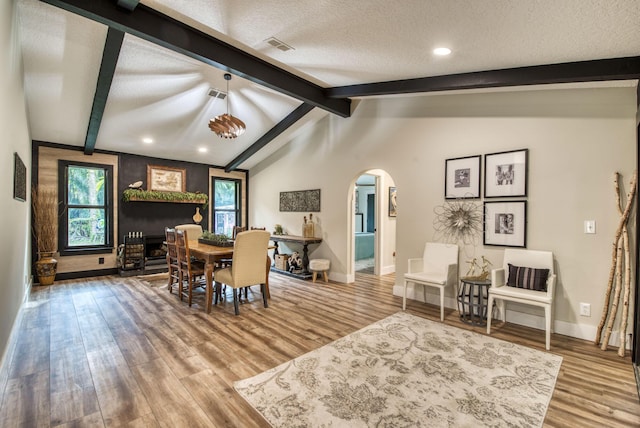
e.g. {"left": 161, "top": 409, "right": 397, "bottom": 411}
{"left": 265, "top": 37, "right": 294, "bottom": 52}
{"left": 208, "top": 88, "right": 227, "bottom": 99}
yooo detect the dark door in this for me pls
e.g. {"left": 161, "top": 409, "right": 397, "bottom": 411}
{"left": 367, "top": 194, "right": 375, "bottom": 233}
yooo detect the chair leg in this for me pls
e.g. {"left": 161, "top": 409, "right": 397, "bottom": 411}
{"left": 261, "top": 283, "right": 268, "bottom": 308}
{"left": 545, "top": 305, "right": 551, "bottom": 350}
{"left": 402, "top": 280, "right": 408, "bottom": 310}
{"left": 233, "top": 289, "right": 240, "bottom": 315}
{"left": 439, "top": 287, "right": 445, "bottom": 322}
{"left": 487, "top": 295, "right": 494, "bottom": 335}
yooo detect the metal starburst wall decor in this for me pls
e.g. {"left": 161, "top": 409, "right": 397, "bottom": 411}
{"left": 433, "top": 199, "right": 483, "bottom": 247}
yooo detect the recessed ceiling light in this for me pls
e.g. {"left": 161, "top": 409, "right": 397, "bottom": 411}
{"left": 198, "top": 147, "right": 207, "bottom": 153}
{"left": 433, "top": 47, "right": 451, "bottom": 56}
{"left": 142, "top": 137, "right": 153, "bottom": 144}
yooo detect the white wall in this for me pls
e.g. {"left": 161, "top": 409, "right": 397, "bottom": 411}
{"left": 0, "top": 0, "right": 32, "bottom": 384}
{"left": 249, "top": 84, "right": 637, "bottom": 343}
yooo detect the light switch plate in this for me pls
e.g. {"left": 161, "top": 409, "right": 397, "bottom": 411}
{"left": 584, "top": 220, "right": 596, "bottom": 234}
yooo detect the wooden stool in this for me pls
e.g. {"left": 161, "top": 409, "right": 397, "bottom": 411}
{"left": 309, "top": 259, "right": 330, "bottom": 283}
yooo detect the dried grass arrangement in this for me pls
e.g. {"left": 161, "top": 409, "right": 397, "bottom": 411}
{"left": 32, "top": 186, "right": 58, "bottom": 254}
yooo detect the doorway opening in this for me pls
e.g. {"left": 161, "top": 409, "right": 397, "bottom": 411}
{"left": 348, "top": 169, "right": 397, "bottom": 282}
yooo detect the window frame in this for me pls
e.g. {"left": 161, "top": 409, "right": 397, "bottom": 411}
{"left": 58, "top": 160, "right": 114, "bottom": 255}
{"left": 212, "top": 177, "right": 242, "bottom": 237}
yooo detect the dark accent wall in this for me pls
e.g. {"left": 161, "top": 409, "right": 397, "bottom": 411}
{"left": 118, "top": 153, "right": 209, "bottom": 242}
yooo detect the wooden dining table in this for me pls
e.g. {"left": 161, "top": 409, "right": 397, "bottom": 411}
{"left": 187, "top": 240, "right": 273, "bottom": 313}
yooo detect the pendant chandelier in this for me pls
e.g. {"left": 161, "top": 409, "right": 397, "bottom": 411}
{"left": 209, "top": 73, "right": 246, "bottom": 139}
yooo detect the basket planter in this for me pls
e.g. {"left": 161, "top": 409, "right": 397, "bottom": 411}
{"left": 275, "top": 254, "right": 290, "bottom": 271}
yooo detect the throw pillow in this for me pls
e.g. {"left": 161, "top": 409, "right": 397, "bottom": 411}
{"left": 507, "top": 263, "right": 549, "bottom": 291}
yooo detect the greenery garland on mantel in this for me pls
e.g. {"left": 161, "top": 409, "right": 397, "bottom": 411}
{"left": 122, "top": 188, "right": 208, "bottom": 204}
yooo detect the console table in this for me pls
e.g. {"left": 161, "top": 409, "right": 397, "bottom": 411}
{"left": 270, "top": 235, "right": 322, "bottom": 279}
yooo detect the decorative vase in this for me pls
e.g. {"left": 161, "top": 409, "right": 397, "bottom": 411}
{"left": 36, "top": 252, "right": 57, "bottom": 285}
{"left": 193, "top": 207, "right": 203, "bottom": 224}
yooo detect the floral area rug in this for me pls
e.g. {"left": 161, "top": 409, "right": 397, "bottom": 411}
{"left": 234, "top": 311, "right": 562, "bottom": 427}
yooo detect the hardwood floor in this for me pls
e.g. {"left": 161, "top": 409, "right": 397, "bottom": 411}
{"left": 0, "top": 271, "right": 639, "bottom": 427}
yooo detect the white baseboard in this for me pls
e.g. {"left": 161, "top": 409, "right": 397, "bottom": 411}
{"left": 393, "top": 285, "right": 626, "bottom": 347}
{"left": 0, "top": 276, "right": 31, "bottom": 408}
{"left": 380, "top": 264, "right": 396, "bottom": 275}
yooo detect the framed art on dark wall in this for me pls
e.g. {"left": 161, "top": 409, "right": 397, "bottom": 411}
{"left": 484, "top": 149, "right": 528, "bottom": 198}
{"left": 483, "top": 200, "right": 527, "bottom": 247}
{"left": 445, "top": 155, "right": 481, "bottom": 199}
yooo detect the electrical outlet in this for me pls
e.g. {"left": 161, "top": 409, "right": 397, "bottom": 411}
{"left": 584, "top": 220, "right": 596, "bottom": 234}
{"left": 579, "top": 302, "right": 591, "bottom": 317}
{"left": 98, "top": 257, "right": 104, "bottom": 265}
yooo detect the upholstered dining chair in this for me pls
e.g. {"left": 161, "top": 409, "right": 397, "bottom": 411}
{"left": 175, "top": 223, "right": 203, "bottom": 240}
{"left": 175, "top": 229, "right": 206, "bottom": 306}
{"left": 403, "top": 242, "right": 459, "bottom": 321}
{"left": 487, "top": 248, "right": 556, "bottom": 350}
{"left": 214, "top": 229, "right": 270, "bottom": 315}
{"left": 165, "top": 227, "right": 180, "bottom": 295}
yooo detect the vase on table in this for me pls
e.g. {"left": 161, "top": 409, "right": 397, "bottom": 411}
{"left": 36, "top": 251, "right": 57, "bottom": 285}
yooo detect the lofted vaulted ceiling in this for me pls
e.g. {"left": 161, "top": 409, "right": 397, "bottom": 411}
{"left": 17, "top": 0, "right": 640, "bottom": 171}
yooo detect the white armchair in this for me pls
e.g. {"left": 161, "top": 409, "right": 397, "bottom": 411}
{"left": 486, "top": 248, "right": 556, "bottom": 350}
{"left": 403, "top": 243, "right": 459, "bottom": 321}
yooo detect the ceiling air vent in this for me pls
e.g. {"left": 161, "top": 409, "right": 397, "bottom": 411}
{"left": 265, "top": 37, "right": 294, "bottom": 52}
{"left": 208, "top": 88, "right": 227, "bottom": 99}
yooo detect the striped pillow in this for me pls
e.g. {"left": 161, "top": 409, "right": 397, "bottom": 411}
{"left": 507, "top": 263, "right": 549, "bottom": 292}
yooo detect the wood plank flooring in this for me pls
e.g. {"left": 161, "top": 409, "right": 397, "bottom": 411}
{"left": 0, "top": 271, "right": 639, "bottom": 427}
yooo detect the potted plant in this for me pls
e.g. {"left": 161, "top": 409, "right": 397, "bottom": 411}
{"left": 32, "top": 186, "right": 58, "bottom": 285}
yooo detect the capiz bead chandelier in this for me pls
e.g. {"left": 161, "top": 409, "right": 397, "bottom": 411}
{"left": 209, "top": 73, "right": 246, "bottom": 139}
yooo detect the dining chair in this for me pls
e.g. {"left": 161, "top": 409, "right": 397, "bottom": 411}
{"left": 175, "top": 229, "right": 206, "bottom": 306}
{"left": 175, "top": 224, "right": 203, "bottom": 239}
{"left": 214, "top": 230, "right": 271, "bottom": 315}
{"left": 232, "top": 226, "right": 247, "bottom": 239}
{"left": 165, "top": 227, "right": 180, "bottom": 294}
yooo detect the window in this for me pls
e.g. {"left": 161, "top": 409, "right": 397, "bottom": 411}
{"left": 212, "top": 178, "right": 241, "bottom": 237}
{"left": 58, "top": 161, "right": 113, "bottom": 255}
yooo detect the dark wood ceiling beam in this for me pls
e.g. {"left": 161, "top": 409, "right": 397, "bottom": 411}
{"left": 84, "top": 27, "right": 124, "bottom": 155}
{"left": 116, "top": 0, "right": 139, "bottom": 11}
{"left": 40, "top": 0, "right": 351, "bottom": 118}
{"left": 225, "top": 103, "right": 315, "bottom": 172}
{"left": 327, "top": 56, "right": 640, "bottom": 98}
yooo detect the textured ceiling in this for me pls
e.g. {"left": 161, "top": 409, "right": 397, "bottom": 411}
{"left": 17, "top": 0, "right": 640, "bottom": 169}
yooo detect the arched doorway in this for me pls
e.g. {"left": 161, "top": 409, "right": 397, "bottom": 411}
{"left": 347, "top": 169, "right": 397, "bottom": 282}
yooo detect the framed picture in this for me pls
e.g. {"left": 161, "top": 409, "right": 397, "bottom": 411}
{"left": 389, "top": 186, "right": 397, "bottom": 217}
{"left": 147, "top": 165, "right": 186, "bottom": 192}
{"left": 279, "top": 189, "right": 321, "bottom": 212}
{"left": 483, "top": 201, "right": 527, "bottom": 247}
{"left": 445, "top": 155, "right": 481, "bottom": 199}
{"left": 484, "top": 149, "right": 528, "bottom": 198}
{"left": 13, "top": 153, "right": 27, "bottom": 202}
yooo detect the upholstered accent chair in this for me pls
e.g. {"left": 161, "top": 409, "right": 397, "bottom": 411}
{"left": 486, "top": 248, "right": 556, "bottom": 350}
{"left": 175, "top": 224, "right": 203, "bottom": 240}
{"left": 214, "top": 230, "right": 271, "bottom": 315}
{"left": 403, "top": 243, "right": 459, "bottom": 321}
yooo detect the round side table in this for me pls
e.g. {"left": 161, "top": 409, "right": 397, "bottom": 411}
{"left": 457, "top": 278, "right": 492, "bottom": 326}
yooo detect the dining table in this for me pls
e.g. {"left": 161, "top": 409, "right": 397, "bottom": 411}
{"left": 187, "top": 240, "right": 273, "bottom": 313}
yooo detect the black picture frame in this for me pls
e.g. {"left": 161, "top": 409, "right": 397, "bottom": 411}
{"left": 13, "top": 153, "right": 26, "bottom": 202}
{"left": 445, "top": 155, "right": 481, "bottom": 199}
{"left": 483, "top": 200, "right": 527, "bottom": 247}
{"left": 484, "top": 149, "right": 528, "bottom": 198}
